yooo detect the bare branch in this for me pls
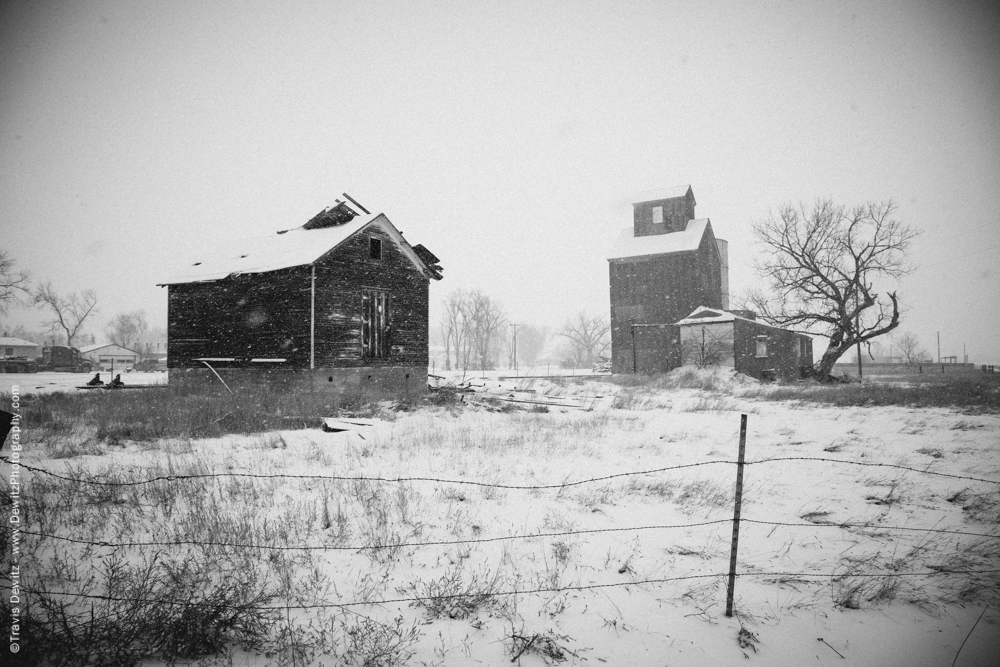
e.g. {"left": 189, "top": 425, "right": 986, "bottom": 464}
{"left": 749, "top": 199, "right": 919, "bottom": 380}
{"left": 32, "top": 281, "right": 99, "bottom": 347}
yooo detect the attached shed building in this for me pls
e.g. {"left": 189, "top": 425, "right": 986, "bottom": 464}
{"left": 159, "top": 198, "right": 442, "bottom": 388}
{"left": 676, "top": 307, "right": 813, "bottom": 380}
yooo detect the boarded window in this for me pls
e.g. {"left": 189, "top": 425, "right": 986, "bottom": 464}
{"left": 369, "top": 236, "right": 382, "bottom": 260}
{"left": 361, "top": 289, "right": 390, "bottom": 358}
{"left": 755, "top": 336, "right": 769, "bottom": 358}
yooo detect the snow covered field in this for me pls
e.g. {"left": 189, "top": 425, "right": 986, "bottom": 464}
{"left": 6, "top": 370, "right": 999, "bottom": 665}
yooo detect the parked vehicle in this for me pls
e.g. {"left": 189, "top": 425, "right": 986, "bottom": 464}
{"left": 133, "top": 358, "right": 167, "bottom": 372}
{"left": 0, "top": 356, "right": 37, "bottom": 373}
{"left": 38, "top": 345, "right": 94, "bottom": 373}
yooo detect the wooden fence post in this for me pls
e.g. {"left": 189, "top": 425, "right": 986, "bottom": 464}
{"left": 725, "top": 413, "right": 748, "bottom": 618}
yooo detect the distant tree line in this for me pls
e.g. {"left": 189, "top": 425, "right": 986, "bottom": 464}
{"left": 0, "top": 249, "right": 164, "bottom": 357}
{"left": 436, "top": 288, "right": 609, "bottom": 372}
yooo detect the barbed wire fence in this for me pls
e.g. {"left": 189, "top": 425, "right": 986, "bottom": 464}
{"left": 2, "top": 415, "right": 999, "bottom": 653}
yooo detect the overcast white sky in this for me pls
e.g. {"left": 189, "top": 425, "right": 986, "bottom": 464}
{"left": 2, "top": 0, "right": 998, "bottom": 362}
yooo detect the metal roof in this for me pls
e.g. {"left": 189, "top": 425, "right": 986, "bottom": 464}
{"left": 607, "top": 218, "right": 712, "bottom": 260}
{"left": 159, "top": 211, "right": 439, "bottom": 285}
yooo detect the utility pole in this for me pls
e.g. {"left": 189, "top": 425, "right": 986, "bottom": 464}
{"left": 856, "top": 311, "right": 862, "bottom": 381}
{"left": 937, "top": 331, "right": 941, "bottom": 364}
{"left": 510, "top": 323, "right": 519, "bottom": 377}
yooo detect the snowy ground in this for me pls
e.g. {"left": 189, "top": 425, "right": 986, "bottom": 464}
{"left": 1, "top": 370, "right": 167, "bottom": 394}
{"left": 10, "top": 369, "right": 1000, "bottom": 665}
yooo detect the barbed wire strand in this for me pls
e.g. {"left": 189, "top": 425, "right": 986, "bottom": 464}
{"left": 24, "top": 568, "right": 1000, "bottom": 612}
{"left": 4, "top": 455, "right": 998, "bottom": 488}
{"left": 19, "top": 518, "right": 999, "bottom": 554}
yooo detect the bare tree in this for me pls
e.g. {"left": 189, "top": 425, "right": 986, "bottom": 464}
{"left": 680, "top": 324, "right": 733, "bottom": 368}
{"left": 439, "top": 289, "right": 507, "bottom": 371}
{"left": 517, "top": 325, "right": 548, "bottom": 368}
{"left": 440, "top": 289, "right": 471, "bottom": 371}
{"left": 893, "top": 331, "right": 927, "bottom": 365}
{"left": 105, "top": 310, "right": 149, "bottom": 353}
{"left": 465, "top": 290, "right": 506, "bottom": 371}
{"left": 32, "top": 281, "right": 99, "bottom": 347}
{"left": 557, "top": 311, "right": 610, "bottom": 368}
{"left": 744, "top": 200, "right": 918, "bottom": 381}
{"left": 0, "top": 250, "right": 30, "bottom": 315}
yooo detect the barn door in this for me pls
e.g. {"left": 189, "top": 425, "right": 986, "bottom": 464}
{"left": 361, "top": 289, "right": 390, "bottom": 358}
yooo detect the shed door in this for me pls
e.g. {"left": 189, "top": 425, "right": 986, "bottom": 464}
{"left": 361, "top": 289, "right": 390, "bottom": 358}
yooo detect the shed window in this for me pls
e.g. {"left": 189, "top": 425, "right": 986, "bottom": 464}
{"left": 755, "top": 336, "right": 769, "bottom": 358}
{"left": 361, "top": 289, "right": 390, "bottom": 358}
{"left": 369, "top": 236, "right": 382, "bottom": 260}
{"left": 652, "top": 206, "right": 664, "bottom": 225}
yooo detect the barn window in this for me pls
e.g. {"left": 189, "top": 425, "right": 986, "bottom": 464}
{"left": 755, "top": 336, "right": 769, "bottom": 358}
{"left": 361, "top": 289, "right": 390, "bottom": 358}
{"left": 369, "top": 236, "right": 382, "bottom": 260}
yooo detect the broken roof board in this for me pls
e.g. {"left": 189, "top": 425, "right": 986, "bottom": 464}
{"left": 159, "top": 212, "right": 437, "bottom": 285}
{"left": 631, "top": 185, "right": 694, "bottom": 205}
{"left": 607, "top": 218, "right": 711, "bottom": 261}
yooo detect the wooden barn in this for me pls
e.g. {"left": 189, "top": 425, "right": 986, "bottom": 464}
{"left": 607, "top": 185, "right": 812, "bottom": 380}
{"left": 159, "top": 196, "right": 442, "bottom": 389}
{"left": 607, "top": 186, "right": 728, "bottom": 374}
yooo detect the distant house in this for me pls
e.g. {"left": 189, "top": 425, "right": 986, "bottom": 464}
{"left": 79, "top": 343, "right": 140, "bottom": 371}
{"left": 0, "top": 337, "right": 38, "bottom": 360}
{"left": 608, "top": 186, "right": 811, "bottom": 381}
{"left": 159, "top": 196, "right": 442, "bottom": 388}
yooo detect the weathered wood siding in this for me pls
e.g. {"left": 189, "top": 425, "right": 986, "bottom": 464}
{"left": 608, "top": 223, "right": 723, "bottom": 374}
{"left": 633, "top": 191, "right": 697, "bottom": 236}
{"left": 168, "top": 266, "right": 312, "bottom": 368}
{"left": 733, "top": 319, "right": 813, "bottom": 380}
{"left": 167, "top": 224, "right": 430, "bottom": 370}
{"left": 312, "top": 226, "right": 429, "bottom": 368}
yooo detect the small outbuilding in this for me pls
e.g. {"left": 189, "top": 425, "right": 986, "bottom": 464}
{"left": 159, "top": 196, "right": 442, "bottom": 390}
{"left": 79, "top": 343, "right": 140, "bottom": 371}
{"left": 676, "top": 307, "right": 813, "bottom": 381}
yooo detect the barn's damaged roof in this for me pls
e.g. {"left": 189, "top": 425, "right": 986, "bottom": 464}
{"left": 159, "top": 207, "right": 442, "bottom": 285}
{"left": 607, "top": 218, "right": 712, "bottom": 261}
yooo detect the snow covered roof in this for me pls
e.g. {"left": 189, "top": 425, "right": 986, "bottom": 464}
{"left": 0, "top": 337, "right": 37, "bottom": 347}
{"left": 675, "top": 307, "right": 745, "bottom": 326}
{"left": 159, "top": 210, "right": 440, "bottom": 285}
{"left": 607, "top": 218, "right": 712, "bottom": 260}
{"left": 78, "top": 343, "right": 139, "bottom": 354}
{"left": 631, "top": 185, "right": 694, "bottom": 205}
